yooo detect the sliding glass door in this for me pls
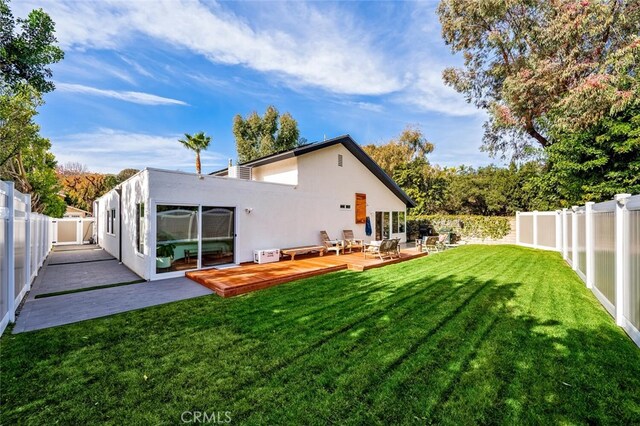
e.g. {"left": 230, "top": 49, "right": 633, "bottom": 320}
{"left": 156, "top": 205, "right": 199, "bottom": 274}
{"left": 201, "top": 207, "right": 235, "bottom": 267}
{"left": 155, "top": 204, "right": 235, "bottom": 274}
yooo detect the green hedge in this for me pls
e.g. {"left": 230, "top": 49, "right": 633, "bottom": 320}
{"left": 407, "top": 215, "right": 512, "bottom": 241}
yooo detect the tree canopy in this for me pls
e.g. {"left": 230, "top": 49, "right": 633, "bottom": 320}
{"left": 0, "top": 83, "right": 65, "bottom": 216}
{"left": 362, "top": 126, "right": 434, "bottom": 177}
{"left": 0, "top": 0, "right": 65, "bottom": 216}
{"left": 438, "top": 0, "right": 640, "bottom": 158}
{"left": 57, "top": 166, "right": 141, "bottom": 213}
{"left": 0, "top": 0, "right": 64, "bottom": 93}
{"left": 362, "top": 127, "right": 556, "bottom": 216}
{"left": 233, "top": 106, "right": 301, "bottom": 163}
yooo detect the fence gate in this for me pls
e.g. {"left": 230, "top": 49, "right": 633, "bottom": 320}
{"left": 52, "top": 218, "right": 95, "bottom": 245}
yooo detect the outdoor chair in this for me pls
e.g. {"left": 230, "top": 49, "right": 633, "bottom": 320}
{"left": 387, "top": 238, "right": 400, "bottom": 258}
{"left": 392, "top": 238, "right": 401, "bottom": 257}
{"left": 365, "top": 239, "right": 397, "bottom": 260}
{"left": 320, "top": 231, "right": 344, "bottom": 256}
{"left": 342, "top": 230, "right": 364, "bottom": 253}
{"left": 365, "top": 239, "right": 386, "bottom": 260}
{"left": 423, "top": 236, "right": 441, "bottom": 253}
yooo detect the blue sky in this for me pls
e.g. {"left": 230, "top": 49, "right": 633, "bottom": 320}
{"left": 16, "top": 0, "right": 499, "bottom": 174}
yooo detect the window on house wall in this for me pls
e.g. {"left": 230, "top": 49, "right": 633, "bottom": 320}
{"left": 110, "top": 209, "right": 116, "bottom": 234}
{"left": 392, "top": 211, "right": 406, "bottom": 233}
{"left": 136, "top": 202, "right": 145, "bottom": 254}
{"left": 338, "top": 154, "right": 343, "bottom": 167}
{"left": 106, "top": 210, "right": 110, "bottom": 234}
{"left": 340, "top": 204, "right": 351, "bottom": 210}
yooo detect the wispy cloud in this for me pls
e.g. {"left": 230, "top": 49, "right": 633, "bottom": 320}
{"left": 119, "top": 55, "right": 154, "bottom": 78}
{"left": 19, "top": 0, "right": 404, "bottom": 96}
{"left": 51, "top": 129, "right": 225, "bottom": 173}
{"left": 401, "top": 69, "right": 482, "bottom": 117}
{"left": 338, "top": 100, "right": 384, "bottom": 113}
{"left": 56, "top": 83, "right": 188, "bottom": 106}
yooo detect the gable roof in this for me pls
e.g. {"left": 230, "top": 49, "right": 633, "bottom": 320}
{"left": 211, "top": 135, "right": 415, "bottom": 207}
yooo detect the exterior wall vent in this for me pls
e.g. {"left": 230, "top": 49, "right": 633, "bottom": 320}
{"left": 228, "top": 165, "right": 252, "bottom": 180}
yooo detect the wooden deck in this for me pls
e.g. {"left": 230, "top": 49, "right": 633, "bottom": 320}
{"left": 186, "top": 248, "right": 428, "bottom": 297}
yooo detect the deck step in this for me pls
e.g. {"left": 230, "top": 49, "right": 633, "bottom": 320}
{"left": 186, "top": 250, "right": 429, "bottom": 298}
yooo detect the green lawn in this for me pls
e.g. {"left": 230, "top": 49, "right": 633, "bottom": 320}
{"left": 1, "top": 245, "right": 639, "bottom": 424}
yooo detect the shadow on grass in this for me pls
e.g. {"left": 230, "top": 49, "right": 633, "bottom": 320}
{"left": 1, "top": 245, "right": 639, "bottom": 424}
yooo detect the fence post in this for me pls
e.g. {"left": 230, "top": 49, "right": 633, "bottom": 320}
{"left": 571, "top": 206, "right": 579, "bottom": 272}
{"left": 515, "top": 211, "right": 520, "bottom": 245}
{"left": 6, "top": 182, "right": 15, "bottom": 323}
{"left": 25, "top": 194, "right": 31, "bottom": 291}
{"left": 76, "top": 218, "right": 82, "bottom": 244}
{"left": 615, "top": 194, "right": 631, "bottom": 326}
{"left": 533, "top": 210, "right": 538, "bottom": 248}
{"left": 555, "top": 210, "right": 562, "bottom": 252}
{"left": 561, "top": 208, "right": 568, "bottom": 259}
{"left": 585, "top": 202, "right": 595, "bottom": 289}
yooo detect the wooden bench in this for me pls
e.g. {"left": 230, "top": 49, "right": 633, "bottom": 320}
{"left": 281, "top": 245, "right": 326, "bottom": 261}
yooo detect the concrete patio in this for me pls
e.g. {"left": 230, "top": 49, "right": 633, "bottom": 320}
{"left": 13, "top": 245, "right": 213, "bottom": 333}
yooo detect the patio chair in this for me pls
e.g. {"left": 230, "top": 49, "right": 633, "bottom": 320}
{"left": 365, "top": 239, "right": 397, "bottom": 260}
{"left": 383, "top": 238, "right": 400, "bottom": 259}
{"left": 320, "top": 231, "right": 344, "bottom": 256}
{"left": 342, "top": 230, "right": 364, "bottom": 253}
{"left": 391, "top": 238, "right": 401, "bottom": 257}
{"left": 423, "top": 236, "right": 440, "bottom": 253}
{"left": 365, "top": 239, "right": 386, "bottom": 260}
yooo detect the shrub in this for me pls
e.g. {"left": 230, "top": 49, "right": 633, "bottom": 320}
{"left": 407, "top": 215, "right": 511, "bottom": 241}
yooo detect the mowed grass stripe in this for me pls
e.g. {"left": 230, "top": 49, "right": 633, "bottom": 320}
{"left": 1, "top": 246, "right": 639, "bottom": 425}
{"left": 234, "top": 248, "right": 533, "bottom": 422}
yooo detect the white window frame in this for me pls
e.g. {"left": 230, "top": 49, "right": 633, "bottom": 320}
{"left": 107, "top": 208, "right": 116, "bottom": 235}
{"left": 135, "top": 202, "right": 145, "bottom": 255}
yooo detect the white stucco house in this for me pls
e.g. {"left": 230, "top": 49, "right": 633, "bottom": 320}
{"left": 94, "top": 135, "right": 414, "bottom": 281}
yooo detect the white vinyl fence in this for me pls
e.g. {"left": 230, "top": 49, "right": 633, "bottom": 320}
{"left": 516, "top": 194, "right": 640, "bottom": 347}
{"left": 0, "top": 181, "right": 53, "bottom": 336}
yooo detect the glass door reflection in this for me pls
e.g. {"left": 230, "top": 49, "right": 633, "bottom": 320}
{"left": 156, "top": 205, "right": 199, "bottom": 274}
{"left": 201, "top": 207, "right": 235, "bottom": 267}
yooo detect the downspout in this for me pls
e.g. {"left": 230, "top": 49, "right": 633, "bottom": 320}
{"left": 115, "top": 186, "right": 123, "bottom": 263}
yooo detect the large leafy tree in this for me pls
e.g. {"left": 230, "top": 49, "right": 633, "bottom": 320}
{"left": 57, "top": 166, "right": 139, "bottom": 212}
{"left": 0, "top": 0, "right": 64, "bottom": 93}
{"left": 540, "top": 107, "right": 640, "bottom": 205}
{"left": 233, "top": 106, "right": 301, "bottom": 163}
{"left": 58, "top": 172, "right": 117, "bottom": 212}
{"left": 0, "top": 0, "right": 65, "bottom": 216}
{"left": 362, "top": 126, "right": 434, "bottom": 177}
{"left": 438, "top": 0, "right": 640, "bottom": 157}
{"left": 0, "top": 83, "right": 41, "bottom": 168}
{"left": 178, "top": 132, "right": 212, "bottom": 174}
{"left": 0, "top": 83, "right": 65, "bottom": 216}
{"left": 363, "top": 127, "right": 439, "bottom": 215}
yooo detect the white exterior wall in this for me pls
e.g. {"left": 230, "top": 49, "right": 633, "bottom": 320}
{"left": 95, "top": 170, "right": 148, "bottom": 279}
{"left": 296, "top": 144, "right": 406, "bottom": 242}
{"left": 99, "top": 143, "right": 408, "bottom": 281}
{"left": 252, "top": 157, "right": 298, "bottom": 185}
{"left": 95, "top": 190, "right": 119, "bottom": 259}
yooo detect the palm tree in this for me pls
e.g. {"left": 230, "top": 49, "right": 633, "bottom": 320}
{"left": 178, "top": 132, "right": 211, "bottom": 174}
